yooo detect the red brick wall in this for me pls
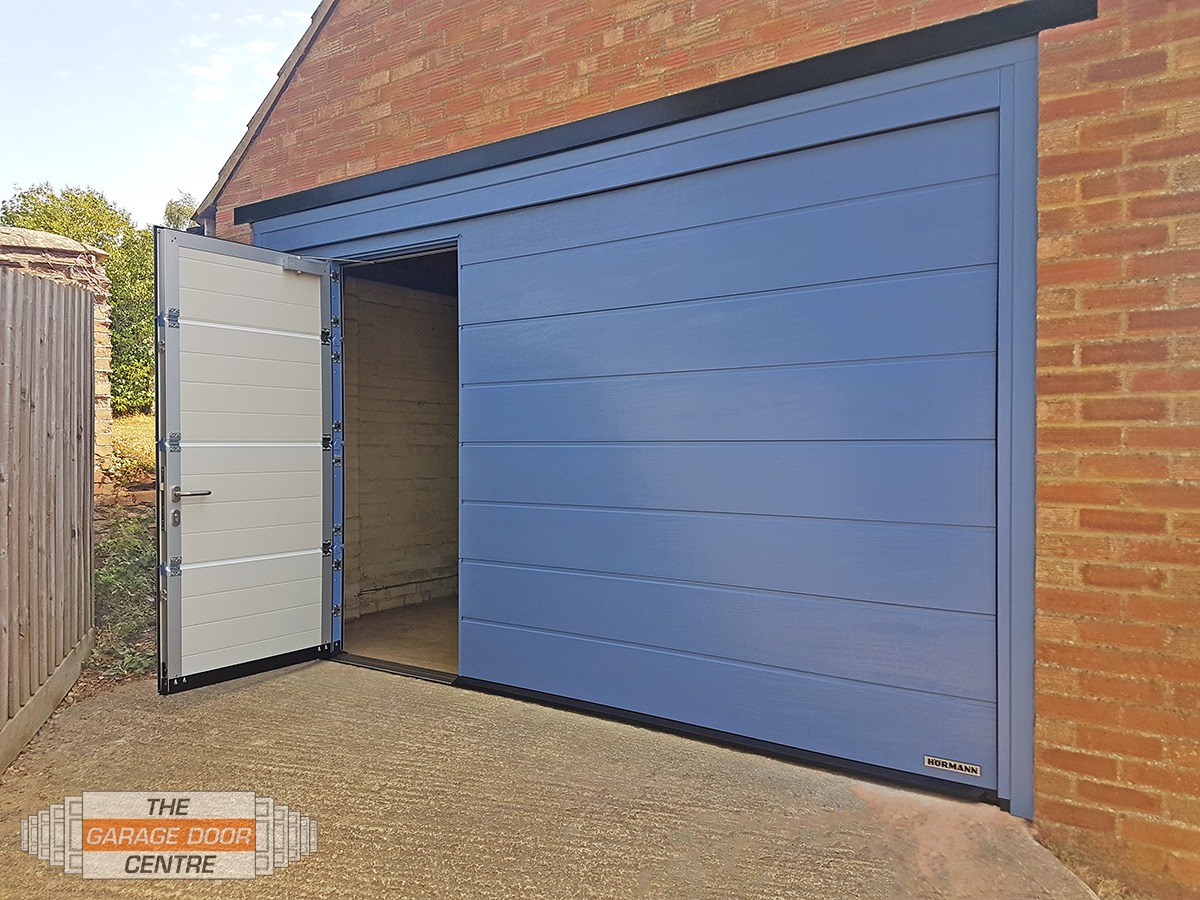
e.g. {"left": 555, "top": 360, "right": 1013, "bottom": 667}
{"left": 1035, "top": 2, "right": 1200, "bottom": 896}
{"left": 211, "top": 2, "right": 1200, "bottom": 895}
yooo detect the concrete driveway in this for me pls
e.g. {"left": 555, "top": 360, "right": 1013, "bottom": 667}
{"left": 0, "top": 662, "right": 1095, "bottom": 899}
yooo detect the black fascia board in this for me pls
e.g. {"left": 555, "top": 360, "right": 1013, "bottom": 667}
{"left": 236, "top": 0, "right": 1096, "bottom": 225}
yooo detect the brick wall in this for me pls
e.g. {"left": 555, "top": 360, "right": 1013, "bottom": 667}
{"left": 342, "top": 276, "right": 458, "bottom": 620}
{"left": 208, "top": 1, "right": 1200, "bottom": 895}
{"left": 1035, "top": 3, "right": 1200, "bottom": 896}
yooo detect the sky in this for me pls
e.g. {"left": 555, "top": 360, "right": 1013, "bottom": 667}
{"left": 0, "top": 0, "right": 315, "bottom": 227}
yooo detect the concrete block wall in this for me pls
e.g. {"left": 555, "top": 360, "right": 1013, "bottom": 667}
{"left": 206, "top": 2, "right": 1200, "bottom": 895}
{"left": 342, "top": 276, "right": 458, "bottom": 620}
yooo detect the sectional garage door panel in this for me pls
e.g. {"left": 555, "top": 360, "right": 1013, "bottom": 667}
{"left": 461, "top": 563, "right": 996, "bottom": 701}
{"left": 462, "top": 268, "right": 996, "bottom": 384}
{"left": 461, "top": 178, "right": 997, "bottom": 324}
{"left": 464, "top": 113, "right": 999, "bottom": 268}
{"left": 458, "top": 111, "right": 1000, "bottom": 784}
{"left": 462, "top": 505, "right": 994, "bottom": 614}
{"left": 460, "top": 622, "right": 998, "bottom": 788}
{"left": 461, "top": 442, "right": 996, "bottom": 527}
{"left": 463, "top": 356, "right": 995, "bottom": 443}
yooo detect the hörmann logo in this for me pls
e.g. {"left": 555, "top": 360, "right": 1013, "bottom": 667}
{"left": 21, "top": 792, "right": 316, "bottom": 879}
{"left": 923, "top": 756, "right": 983, "bottom": 778}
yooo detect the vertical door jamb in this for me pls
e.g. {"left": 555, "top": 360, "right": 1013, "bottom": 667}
{"left": 328, "top": 264, "right": 345, "bottom": 649}
{"left": 996, "top": 40, "right": 1039, "bottom": 819}
{"left": 155, "top": 228, "right": 184, "bottom": 690}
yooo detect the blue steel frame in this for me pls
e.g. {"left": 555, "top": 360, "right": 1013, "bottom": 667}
{"left": 252, "top": 39, "right": 1040, "bottom": 818}
{"left": 996, "top": 48, "right": 1040, "bottom": 819}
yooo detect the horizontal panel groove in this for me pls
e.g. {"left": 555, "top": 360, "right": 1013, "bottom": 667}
{"left": 182, "top": 519, "right": 321, "bottom": 537}
{"left": 462, "top": 264, "right": 996, "bottom": 328}
{"left": 179, "top": 349, "right": 321, "bottom": 366}
{"left": 180, "top": 319, "right": 321, "bottom": 340}
{"left": 178, "top": 282, "right": 321, "bottom": 310}
{"left": 459, "top": 439, "right": 997, "bottom": 447}
{"left": 179, "top": 250, "right": 323, "bottom": 278}
{"left": 460, "top": 263, "right": 996, "bottom": 329}
{"left": 181, "top": 548, "right": 321, "bottom": 570}
{"left": 181, "top": 442, "right": 323, "bottom": 449}
{"left": 461, "top": 350, "right": 996, "bottom": 388}
{"left": 460, "top": 499, "right": 996, "bottom": 531}
{"left": 463, "top": 618, "right": 996, "bottom": 706}
{"left": 458, "top": 558, "right": 996, "bottom": 617}
{"left": 181, "top": 410, "right": 322, "bottom": 420}
{"left": 180, "top": 380, "right": 322, "bottom": 395}
{"left": 460, "top": 113, "right": 998, "bottom": 263}
{"left": 460, "top": 178, "right": 997, "bottom": 323}
{"left": 461, "top": 355, "right": 996, "bottom": 443}
{"left": 176, "top": 575, "right": 323, "bottom": 603}
{"left": 462, "top": 503, "right": 994, "bottom": 610}
{"left": 188, "top": 494, "right": 322, "bottom": 505}
{"left": 465, "top": 173, "right": 997, "bottom": 268}
{"left": 181, "top": 600, "right": 323, "bottom": 627}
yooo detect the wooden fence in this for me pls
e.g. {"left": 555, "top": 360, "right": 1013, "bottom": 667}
{"left": 0, "top": 268, "right": 94, "bottom": 772}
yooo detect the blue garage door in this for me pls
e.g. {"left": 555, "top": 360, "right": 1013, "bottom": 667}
{"left": 458, "top": 112, "right": 999, "bottom": 788}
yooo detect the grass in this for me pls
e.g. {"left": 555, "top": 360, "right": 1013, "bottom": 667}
{"left": 110, "top": 413, "right": 156, "bottom": 488}
{"left": 89, "top": 504, "right": 157, "bottom": 680}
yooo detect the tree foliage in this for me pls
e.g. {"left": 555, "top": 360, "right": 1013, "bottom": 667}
{"left": 163, "top": 191, "right": 198, "bottom": 231}
{"left": 0, "top": 183, "right": 155, "bottom": 414}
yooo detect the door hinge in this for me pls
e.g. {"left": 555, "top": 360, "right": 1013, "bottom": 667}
{"left": 321, "top": 541, "right": 332, "bottom": 556}
{"left": 322, "top": 434, "right": 332, "bottom": 450}
{"left": 166, "top": 433, "right": 181, "bottom": 453}
{"left": 320, "top": 330, "right": 331, "bottom": 345}
{"left": 166, "top": 557, "right": 182, "bottom": 577}
{"left": 166, "top": 308, "right": 180, "bottom": 328}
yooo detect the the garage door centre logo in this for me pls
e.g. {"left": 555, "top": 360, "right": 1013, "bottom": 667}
{"left": 21, "top": 791, "right": 317, "bottom": 879}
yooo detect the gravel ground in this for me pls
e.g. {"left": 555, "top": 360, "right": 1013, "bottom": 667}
{"left": 0, "top": 662, "right": 1097, "bottom": 899}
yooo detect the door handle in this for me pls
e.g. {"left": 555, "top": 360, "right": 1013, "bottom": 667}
{"left": 171, "top": 486, "right": 212, "bottom": 502}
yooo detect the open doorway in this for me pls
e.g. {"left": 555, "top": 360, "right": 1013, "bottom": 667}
{"left": 339, "top": 249, "right": 459, "bottom": 676}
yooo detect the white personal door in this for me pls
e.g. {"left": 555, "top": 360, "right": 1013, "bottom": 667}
{"left": 155, "top": 229, "right": 339, "bottom": 693}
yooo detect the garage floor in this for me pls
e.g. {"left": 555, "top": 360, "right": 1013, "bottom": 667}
{"left": 0, "top": 664, "right": 1096, "bottom": 899}
{"left": 341, "top": 597, "right": 458, "bottom": 673}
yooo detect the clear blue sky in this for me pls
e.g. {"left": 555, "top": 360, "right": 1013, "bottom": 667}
{"left": 0, "top": 0, "right": 315, "bottom": 226}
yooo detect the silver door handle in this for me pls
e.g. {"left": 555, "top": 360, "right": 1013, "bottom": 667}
{"left": 171, "top": 486, "right": 212, "bottom": 502}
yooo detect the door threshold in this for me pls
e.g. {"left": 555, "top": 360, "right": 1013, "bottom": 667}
{"left": 333, "top": 652, "right": 457, "bottom": 685}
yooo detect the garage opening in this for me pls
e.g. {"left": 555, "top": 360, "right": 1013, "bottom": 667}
{"left": 339, "top": 249, "right": 459, "bottom": 676}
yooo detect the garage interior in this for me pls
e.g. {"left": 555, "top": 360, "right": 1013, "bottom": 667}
{"left": 339, "top": 250, "right": 460, "bottom": 675}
